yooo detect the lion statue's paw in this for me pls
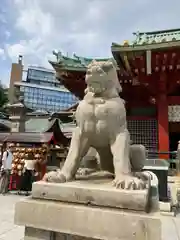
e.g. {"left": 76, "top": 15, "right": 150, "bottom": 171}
{"left": 43, "top": 170, "right": 66, "bottom": 183}
{"left": 112, "top": 174, "right": 147, "bottom": 190}
{"left": 76, "top": 168, "right": 97, "bottom": 176}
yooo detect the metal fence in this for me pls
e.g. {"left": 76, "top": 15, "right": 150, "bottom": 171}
{"left": 146, "top": 150, "right": 177, "bottom": 160}
{"left": 146, "top": 150, "right": 180, "bottom": 175}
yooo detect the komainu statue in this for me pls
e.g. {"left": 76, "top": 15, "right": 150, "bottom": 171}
{"left": 44, "top": 59, "right": 147, "bottom": 189}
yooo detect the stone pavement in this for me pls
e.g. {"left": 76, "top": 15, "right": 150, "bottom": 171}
{"left": 0, "top": 193, "right": 25, "bottom": 240}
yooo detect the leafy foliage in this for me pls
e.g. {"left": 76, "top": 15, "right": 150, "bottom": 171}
{"left": 0, "top": 82, "right": 8, "bottom": 111}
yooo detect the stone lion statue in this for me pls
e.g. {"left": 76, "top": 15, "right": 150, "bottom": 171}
{"left": 44, "top": 59, "right": 147, "bottom": 189}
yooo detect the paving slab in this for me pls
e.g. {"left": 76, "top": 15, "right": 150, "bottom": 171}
{"left": 0, "top": 193, "right": 25, "bottom": 240}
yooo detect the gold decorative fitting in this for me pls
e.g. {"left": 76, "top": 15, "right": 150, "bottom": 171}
{"left": 162, "top": 66, "right": 166, "bottom": 71}
{"left": 141, "top": 68, "right": 145, "bottom": 72}
{"left": 150, "top": 97, "right": 156, "bottom": 104}
{"left": 134, "top": 69, "right": 139, "bottom": 73}
{"left": 123, "top": 40, "right": 129, "bottom": 46}
{"left": 132, "top": 78, "right": 140, "bottom": 86}
{"left": 61, "top": 71, "right": 68, "bottom": 76}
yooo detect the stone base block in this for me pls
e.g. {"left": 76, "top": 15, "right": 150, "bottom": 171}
{"left": 32, "top": 180, "right": 150, "bottom": 212}
{"left": 24, "top": 227, "right": 50, "bottom": 240}
{"left": 15, "top": 197, "right": 161, "bottom": 240}
{"left": 24, "top": 227, "right": 96, "bottom": 240}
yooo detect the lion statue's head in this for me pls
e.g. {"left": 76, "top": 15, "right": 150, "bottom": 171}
{"left": 85, "top": 59, "right": 122, "bottom": 95}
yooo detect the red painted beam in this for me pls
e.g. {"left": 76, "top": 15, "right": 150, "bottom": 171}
{"left": 168, "top": 96, "right": 180, "bottom": 105}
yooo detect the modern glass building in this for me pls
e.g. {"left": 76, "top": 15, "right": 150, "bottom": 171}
{"left": 14, "top": 66, "right": 78, "bottom": 112}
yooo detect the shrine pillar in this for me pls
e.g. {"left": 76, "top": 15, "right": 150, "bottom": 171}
{"left": 157, "top": 73, "right": 169, "bottom": 159}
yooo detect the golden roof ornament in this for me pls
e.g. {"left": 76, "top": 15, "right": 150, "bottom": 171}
{"left": 123, "top": 40, "right": 129, "bottom": 46}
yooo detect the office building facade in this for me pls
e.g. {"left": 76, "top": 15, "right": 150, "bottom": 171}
{"left": 15, "top": 81, "right": 78, "bottom": 112}
{"left": 10, "top": 57, "right": 78, "bottom": 112}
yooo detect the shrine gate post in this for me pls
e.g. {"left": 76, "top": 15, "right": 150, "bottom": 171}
{"left": 157, "top": 72, "right": 169, "bottom": 159}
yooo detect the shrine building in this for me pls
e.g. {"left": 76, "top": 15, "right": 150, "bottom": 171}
{"left": 50, "top": 28, "right": 180, "bottom": 158}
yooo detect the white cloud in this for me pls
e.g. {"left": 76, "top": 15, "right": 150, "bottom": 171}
{"left": 0, "top": 13, "right": 7, "bottom": 23}
{"left": 5, "top": 0, "right": 180, "bottom": 70}
{"left": 6, "top": 38, "right": 42, "bottom": 57}
{"left": 6, "top": 37, "right": 46, "bottom": 67}
{"left": 5, "top": 31, "right": 11, "bottom": 39}
{"left": 0, "top": 48, "right": 6, "bottom": 60}
{"left": 15, "top": 3, "right": 54, "bottom": 37}
{"left": 0, "top": 48, "right": 4, "bottom": 56}
{"left": 7, "top": 0, "right": 120, "bottom": 66}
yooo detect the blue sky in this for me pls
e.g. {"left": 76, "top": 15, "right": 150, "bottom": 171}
{"left": 0, "top": 0, "right": 180, "bottom": 86}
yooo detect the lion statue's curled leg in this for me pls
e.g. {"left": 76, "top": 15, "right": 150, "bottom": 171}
{"left": 44, "top": 127, "right": 146, "bottom": 189}
{"left": 43, "top": 127, "right": 90, "bottom": 183}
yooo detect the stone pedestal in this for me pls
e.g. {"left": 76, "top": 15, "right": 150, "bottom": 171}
{"left": 16, "top": 206, "right": 161, "bottom": 240}
{"left": 31, "top": 180, "right": 150, "bottom": 212}
{"left": 15, "top": 198, "right": 161, "bottom": 240}
{"left": 14, "top": 179, "right": 167, "bottom": 240}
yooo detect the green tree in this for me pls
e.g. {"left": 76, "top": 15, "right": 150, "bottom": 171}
{"left": 0, "top": 82, "right": 8, "bottom": 111}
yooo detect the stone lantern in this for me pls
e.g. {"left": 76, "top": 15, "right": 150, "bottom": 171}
{"left": 7, "top": 97, "right": 28, "bottom": 132}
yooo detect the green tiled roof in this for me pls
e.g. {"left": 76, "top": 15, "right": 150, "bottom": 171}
{"left": 0, "top": 117, "right": 73, "bottom": 135}
{"left": 25, "top": 118, "right": 75, "bottom": 138}
{"left": 133, "top": 28, "right": 180, "bottom": 45}
{"left": 0, "top": 119, "right": 11, "bottom": 129}
{"left": 112, "top": 28, "right": 180, "bottom": 48}
{"left": 0, "top": 118, "right": 55, "bottom": 133}
{"left": 25, "top": 118, "right": 56, "bottom": 133}
{"left": 50, "top": 51, "right": 113, "bottom": 71}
